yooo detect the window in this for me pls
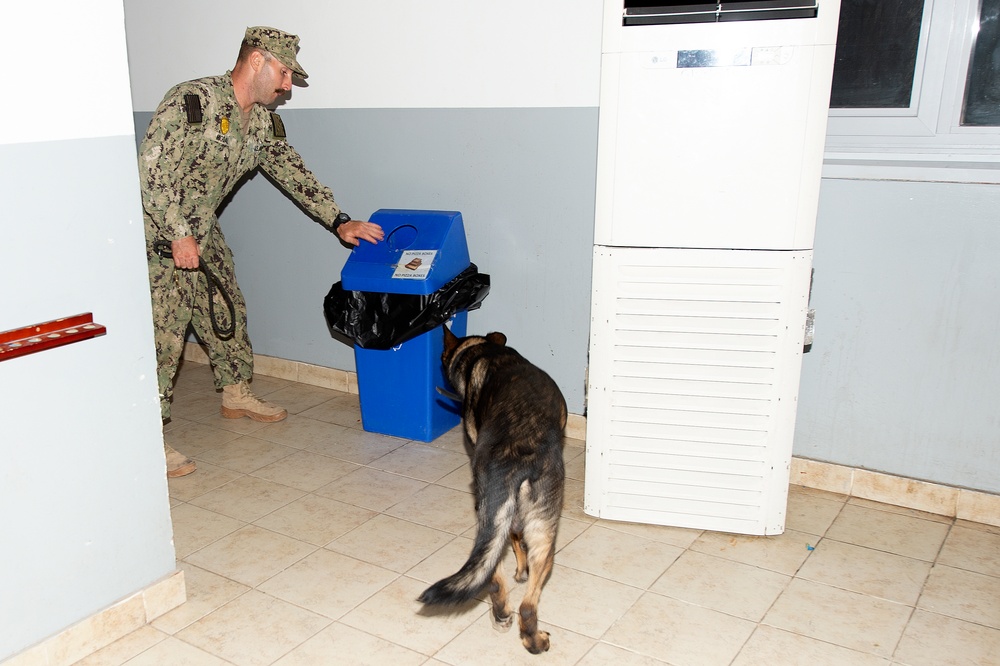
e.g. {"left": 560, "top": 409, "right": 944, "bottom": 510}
{"left": 830, "top": 0, "right": 924, "bottom": 109}
{"left": 962, "top": 0, "right": 1000, "bottom": 125}
{"left": 824, "top": 0, "right": 1000, "bottom": 182}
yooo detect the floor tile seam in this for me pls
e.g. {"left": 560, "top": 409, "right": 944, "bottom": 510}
{"left": 167, "top": 471, "right": 252, "bottom": 504}
{"left": 590, "top": 518, "right": 707, "bottom": 548}
{"left": 641, "top": 577, "right": 793, "bottom": 629}
{"left": 809, "top": 489, "right": 850, "bottom": 540}
{"left": 790, "top": 565, "right": 927, "bottom": 609}
{"left": 661, "top": 544, "right": 799, "bottom": 601}
{"left": 393, "top": 537, "right": 458, "bottom": 585}
{"left": 388, "top": 572, "right": 494, "bottom": 646}
{"left": 589, "top": 640, "right": 675, "bottom": 665}
{"left": 158, "top": 585, "right": 257, "bottom": 639}
{"left": 296, "top": 445, "right": 409, "bottom": 470}
{"left": 179, "top": 522, "right": 323, "bottom": 583}
{"left": 884, "top": 605, "right": 920, "bottom": 663}
{"left": 928, "top": 519, "right": 956, "bottom": 563}
{"left": 245, "top": 492, "right": 384, "bottom": 549}
{"left": 247, "top": 536, "right": 326, "bottom": 589}
{"left": 753, "top": 619, "right": 907, "bottom": 663}
{"left": 245, "top": 467, "right": 365, "bottom": 495}
{"left": 779, "top": 575, "right": 920, "bottom": 617}
{"left": 349, "top": 462, "right": 466, "bottom": 495}
{"left": 932, "top": 553, "right": 1000, "bottom": 581}
{"left": 377, "top": 506, "right": 476, "bottom": 539}
{"left": 194, "top": 437, "right": 305, "bottom": 474}
{"left": 812, "top": 533, "right": 942, "bottom": 564}
{"left": 252, "top": 570, "right": 402, "bottom": 634}
{"left": 130, "top": 637, "right": 236, "bottom": 666}
{"left": 423, "top": 613, "right": 492, "bottom": 666}
{"left": 806, "top": 534, "right": 940, "bottom": 568}
{"left": 323, "top": 506, "right": 438, "bottom": 549}
{"left": 183, "top": 460, "right": 341, "bottom": 505}
{"left": 323, "top": 510, "right": 460, "bottom": 556}
{"left": 953, "top": 518, "right": 1000, "bottom": 536}
{"left": 595, "top": 627, "right": 687, "bottom": 665}
{"left": 234, "top": 482, "right": 378, "bottom": 548}
{"left": 82, "top": 624, "right": 173, "bottom": 666}
{"left": 171, "top": 500, "right": 252, "bottom": 552}
{"left": 905, "top": 605, "right": 1000, "bottom": 633}
{"left": 916, "top": 564, "right": 1000, "bottom": 631}
{"left": 844, "top": 497, "right": 957, "bottom": 526}
{"left": 363, "top": 458, "right": 471, "bottom": 485}
{"left": 683, "top": 543, "right": 814, "bottom": 579}
{"left": 172, "top": 595, "right": 335, "bottom": 666}
{"left": 323, "top": 619, "right": 432, "bottom": 663}
{"left": 726, "top": 620, "right": 764, "bottom": 666}
{"left": 931, "top": 557, "right": 1000, "bottom": 580}
{"left": 184, "top": 477, "right": 309, "bottom": 524}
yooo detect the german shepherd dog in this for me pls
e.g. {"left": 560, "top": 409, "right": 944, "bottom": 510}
{"left": 418, "top": 327, "right": 567, "bottom": 654}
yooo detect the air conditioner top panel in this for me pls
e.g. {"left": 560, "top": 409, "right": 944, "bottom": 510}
{"left": 604, "top": 0, "right": 840, "bottom": 52}
{"left": 624, "top": 1, "right": 819, "bottom": 26}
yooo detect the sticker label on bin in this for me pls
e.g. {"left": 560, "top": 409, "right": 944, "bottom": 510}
{"left": 392, "top": 250, "right": 437, "bottom": 280}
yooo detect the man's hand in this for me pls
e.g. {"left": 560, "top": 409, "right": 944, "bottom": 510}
{"left": 338, "top": 220, "right": 385, "bottom": 246}
{"left": 171, "top": 236, "right": 201, "bottom": 269}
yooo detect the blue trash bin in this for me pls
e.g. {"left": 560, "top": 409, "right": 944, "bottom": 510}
{"left": 340, "top": 209, "right": 473, "bottom": 442}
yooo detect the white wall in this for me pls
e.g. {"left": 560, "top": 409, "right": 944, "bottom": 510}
{"left": 0, "top": 2, "right": 175, "bottom": 659}
{"left": 125, "top": 0, "right": 602, "bottom": 111}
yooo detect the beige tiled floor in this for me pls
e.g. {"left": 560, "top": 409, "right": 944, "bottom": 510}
{"left": 79, "top": 362, "right": 1000, "bottom": 665}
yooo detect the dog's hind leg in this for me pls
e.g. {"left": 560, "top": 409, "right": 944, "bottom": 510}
{"left": 487, "top": 568, "right": 514, "bottom": 632}
{"left": 510, "top": 531, "right": 529, "bottom": 583}
{"left": 517, "top": 529, "right": 556, "bottom": 654}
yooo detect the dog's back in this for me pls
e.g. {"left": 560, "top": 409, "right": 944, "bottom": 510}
{"left": 419, "top": 329, "right": 566, "bottom": 654}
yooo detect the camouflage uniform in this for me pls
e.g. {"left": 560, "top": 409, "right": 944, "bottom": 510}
{"left": 139, "top": 72, "right": 344, "bottom": 419}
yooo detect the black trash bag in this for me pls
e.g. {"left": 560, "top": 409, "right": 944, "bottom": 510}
{"left": 324, "top": 263, "right": 490, "bottom": 350}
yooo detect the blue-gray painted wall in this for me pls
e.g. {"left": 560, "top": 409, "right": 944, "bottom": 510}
{"left": 135, "top": 107, "right": 599, "bottom": 413}
{"left": 799, "top": 178, "right": 1000, "bottom": 493}
{"left": 135, "top": 107, "right": 1000, "bottom": 494}
{"left": 1, "top": 133, "right": 173, "bottom": 659}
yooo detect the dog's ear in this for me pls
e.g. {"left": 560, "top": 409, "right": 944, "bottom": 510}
{"left": 486, "top": 332, "right": 507, "bottom": 346}
{"left": 442, "top": 324, "right": 459, "bottom": 353}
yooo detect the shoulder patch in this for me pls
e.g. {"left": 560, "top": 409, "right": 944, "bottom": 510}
{"left": 183, "top": 94, "right": 203, "bottom": 124}
{"left": 270, "top": 112, "right": 286, "bottom": 139}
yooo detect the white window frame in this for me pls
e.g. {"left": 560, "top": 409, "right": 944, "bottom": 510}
{"left": 823, "top": 0, "right": 1000, "bottom": 183}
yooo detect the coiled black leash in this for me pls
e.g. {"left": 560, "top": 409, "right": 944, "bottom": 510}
{"left": 153, "top": 240, "right": 237, "bottom": 340}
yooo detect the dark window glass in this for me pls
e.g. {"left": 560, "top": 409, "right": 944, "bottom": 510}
{"left": 829, "top": 0, "right": 925, "bottom": 108}
{"left": 963, "top": 0, "right": 1000, "bottom": 125}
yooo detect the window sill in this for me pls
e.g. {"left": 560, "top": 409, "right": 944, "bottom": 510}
{"left": 822, "top": 151, "right": 1000, "bottom": 184}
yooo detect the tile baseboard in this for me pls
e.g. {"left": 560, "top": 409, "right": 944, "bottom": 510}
{"left": 183, "top": 342, "right": 587, "bottom": 440}
{"left": 3, "top": 570, "right": 185, "bottom": 666}
{"left": 184, "top": 343, "right": 998, "bottom": 528}
{"left": 789, "top": 458, "right": 1000, "bottom": 527}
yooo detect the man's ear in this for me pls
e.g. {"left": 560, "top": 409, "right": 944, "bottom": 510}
{"left": 248, "top": 49, "right": 266, "bottom": 72}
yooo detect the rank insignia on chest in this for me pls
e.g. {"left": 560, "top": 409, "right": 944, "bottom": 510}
{"left": 221, "top": 117, "right": 230, "bottom": 134}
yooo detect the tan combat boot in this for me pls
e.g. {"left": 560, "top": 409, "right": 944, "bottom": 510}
{"left": 221, "top": 381, "right": 288, "bottom": 422}
{"left": 165, "top": 444, "right": 196, "bottom": 478}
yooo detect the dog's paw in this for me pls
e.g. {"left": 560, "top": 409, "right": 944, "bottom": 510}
{"left": 513, "top": 567, "right": 528, "bottom": 584}
{"left": 491, "top": 609, "right": 514, "bottom": 633}
{"left": 521, "top": 630, "right": 550, "bottom": 654}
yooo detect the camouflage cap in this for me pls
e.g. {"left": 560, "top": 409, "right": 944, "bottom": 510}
{"left": 244, "top": 26, "right": 308, "bottom": 79}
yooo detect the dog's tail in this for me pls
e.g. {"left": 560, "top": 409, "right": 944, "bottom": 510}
{"left": 418, "top": 482, "right": 518, "bottom": 606}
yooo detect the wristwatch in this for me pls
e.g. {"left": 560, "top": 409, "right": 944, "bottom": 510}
{"left": 332, "top": 212, "right": 351, "bottom": 234}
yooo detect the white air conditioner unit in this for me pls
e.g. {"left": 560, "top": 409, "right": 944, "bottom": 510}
{"left": 585, "top": 0, "right": 840, "bottom": 535}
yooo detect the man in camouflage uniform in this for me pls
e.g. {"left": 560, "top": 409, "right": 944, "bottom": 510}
{"left": 139, "top": 26, "right": 384, "bottom": 477}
